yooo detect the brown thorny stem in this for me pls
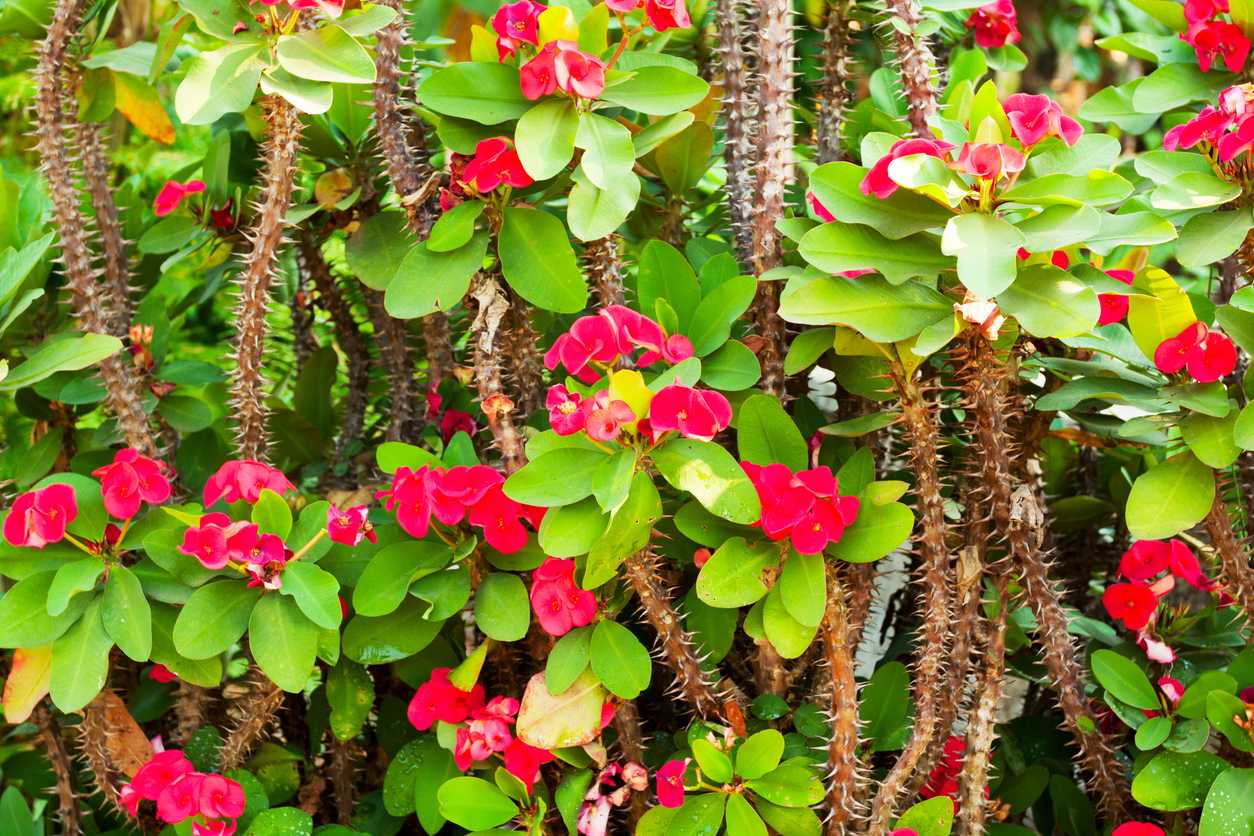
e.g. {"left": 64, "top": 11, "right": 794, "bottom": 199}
{"left": 34, "top": 0, "right": 159, "bottom": 459}
{"left": 218, "top": 670, "right": 285, "bottom": 771}
{"left": 77, "top": 121, "right": 134, "bottom": 335}
{"left": 712, "top": 0, "right": 757, "bottom": 269}
{"left": 77, "top": 692, "right": 128, "bottom": 813}
{"left": 823, "top": 567, "right": 868, "bottom": 836}
{"left": 608, "top": 698, "right": 649, "bottom": 826}
{"left": 885, "top": 0, "right": 939, "bottom": 139}
{"left": 329, "top": 737, "right": 360, "bottom": 825}
{"left": 750, "top": 0, "right": 792, "bottom": 402}
{"left": 372, "top": 0, "right": 452, "bottom": 412}
{"left": 1204, "top": 481, "right": 1254, "bottom": 645}
{"left": 866, "top": 362, "right": 953, "bottom": 835}
{"left": 176, "top": 680, "right": 210, "bottom": 747}
{"left": 502, "top": 286, "right": 548, "bottom": 418}
{"left": 34, "top": 705, "right": 82, "bottom": 836}
{"left": 230, "top": 94, "right": 302, "bottom": 462}
{"left": 290, "top": 240, "right": 320, "bottom": 374}
{"left": 816, "top": 0, "right": 857, "bottom": 165}
{"left": 622, "top": 548, "right": 729, "bottom": 719}
{"left": 300, "top": 231, "right": 371, "bottom": 471}
{"left": 584, "top": 234, "right": 628, "bottom": 309}
{"left": 469, "top": 272, "right": 528, "bottom": 475}
{"left": 363, "top": 288, "right": 420, "bottom": 443}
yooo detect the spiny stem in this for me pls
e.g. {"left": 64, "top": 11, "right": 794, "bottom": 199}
{"left": 712, "top": 0, "right": 758, "bottom": 267}
{"left": 823, "top": 568, "right": 866, "bottom": 836}
{"left": 885, "top": 0, "right": 939, "bottom": 139}
{"left": 584, "top": 235, "right": 628, "bottom": 309}
{"left": 35, "top": 706, "right": 82, "bottom": 836}
{"left": 816, "top": 0, "right": 857, "bottom": 164}
{"left": 1204, "top": 484, "right": 1254, "bottom": 645}
{"left": 219, "top": 670, "right": 284, "bottom": 771}
{"left": 470, "top": 272, "right": 528, "bottom": 475}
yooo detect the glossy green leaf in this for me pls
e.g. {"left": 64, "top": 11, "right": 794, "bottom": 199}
{"left": 942, "top": 213, "right": 1025, "bottom": 298}
{"left": 779, "top": 275, "right": 952, "bottom": 343}
{"left": 384, "top": 232, "right": 489, "bottom": 319}
{"left": 102, "top": 564, "right": 152, "bottom": 662}
{"left": 250, "top": 593, "right": 317, "bottom": 692}
{"left": 1126, "top": 452, "right": 1214, "bottom": 541}
{"left": 475, "top": 573, "right": 530, "bottom": 642}
{"left": 590, "top": 619, "right": 651, "bottom": 699}
{"left": 575, "top": 112, "right": 635, "bottom": 190}
{"left": 516, "top": 99, "right": 579, "bottom": 181}
{"left": 499, "top": 207, "right": 587, "bottom": 314}
{"left": 651, "top": 438, "right": 760, "bottom": 524}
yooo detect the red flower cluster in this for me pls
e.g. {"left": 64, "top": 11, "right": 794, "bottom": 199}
{"left": 741, "top": 463, "right": 860, "bottom": 555}
{"left": 965, "top": 0, "right": 1020, "bottom": 48}
{"left": 861, "top": 138, "right": 955, "bottom": 200}
{"left": 522, "top": 40, "right": 607, "bottom": 100}
{"left": 1181, "top": 0, "right": 1249, "bottom": 73}
{"left": 3, "top": 483, "right": 77, "bottom": 549}
{"left": 490, "top": 0, "right": 545, "bottom": 59}
{"left": 463, "top": 137, "right": 534, "bottom": 193}
{"left": 326, "top": 505, "right": 375, "bottom": 547}
{"left": 950, "top": 141, "right": 1025, "bottom": 182}
{"left": 376, "top": 464, "right": 544, "bottom": 553}
{"left": 119, "top": 751, "right": 245, "bottom": 831}
{"left": 1004, "top": 93, "right": 1083, "bottom": 147}
{"left": 1104, "top": 539, "right": 1213, "bottom": 633}
{"left": 204, "top": 459, "right": 294, "bottom": 507}
{"left": 1097, "top": 269, "right": 1134, "bottom": 326}
{"left": 1153, "top": 321, "right": 1237, "bottom": 382}
{"left": 648, "top": 381, "right": 732, "bottom": 443}
{"left": 920, "top": 736, "right": 966, "bottom": 800}
{"left": 607, "top": 0, "right": 691, "bottom": 31}
{"left": 178, "top": 515, "right": 290, "bottom": 589}
{"left": 92, "top": 447, "right": 173, "bottom": 520}
{"left": 154, "top": 179, "right": 204, "bottom": 216}
{"left": 548, "top": 386, "right": 638, "bottom": 441}
{"left": 545, "top": 305, "right": 694, "bottom": 383}
{"left": 407, "top": 670, "right": 554, "bottom": 790}
{"left": 530, "top": 558, "right": 598, "bottom": 636}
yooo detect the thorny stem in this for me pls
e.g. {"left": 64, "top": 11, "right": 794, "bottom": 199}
{"left": 885, "top": 0, "right": 939, "bottom": 139}
{"left": 35, "top": 706, "right": 82, "bottom": 836}
{"left": 712, "top": 0, "right": 758, "bottom": 268}
{"left": 219, "top": 670, "right": 285, "bottom": 771}
{"left": 823, "top": 568, "right": 866, "bottom": 836}
{"left": 1204, "top": 483, "right": 1254, "bottom": 645}
{"left": 816, "top": 0, "right": 857, "bottom": 165}
{"left": 470, "top": 272, "right": 529, "bottom": 475}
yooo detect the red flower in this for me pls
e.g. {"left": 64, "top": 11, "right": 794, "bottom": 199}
{"left": 132, "top": 751, "right": 194, "bottom": 801}
{"left": 1097, "top": 269, "right": 1133, "bottom": 326}
{"left": 1154, "top": 322, "right": 1237, "bottom": 382}
{"left": 1167, "top": 539, "right": 1212, "bottom": 590}
{"left": 743, "top": 462, "right": 858, "bottom": 555}
{"left": 1003, "top": 93, "right": 1083, "bottom": 147}
{"left": 178, "top": 512, "right": 236, "bottom": 570}
{"left": 655, "top": 759, "right": 690, "bottom": 808}
{"left": 648, "top": 382, "right": 732, "bottom": 442}
{"left": 156, "top": 773, "right": 204, "bottom": 824}
{"left": 1184, "top": 20, "right": 1250, "bottom": 73}
{"left": 326, "top": 505, "right": 375, "bottom": 547}
{"left": 204, "top": 459, "right": 294, "bottom": 507}
{"left": 965, "top": 0, "right": 1020, "bottom": 48}
{"left": 860, "top": 138, "right": 955, "bottom": 200}
{"left": 92, "top": 447, "right": 172, "bottom": 520}
{"left": 1218, "top": 114, "right": 1254, "bottom": 161}
{"left": 554, "top": 43, "right": 607, "bottom": 99}
{"left": 441, "top": 409, "right": 477, "bottom": 443}
{"left": 1113, "top": 824, "right": 1165, "bottom": 836}
{"left": 463, "top": 137, "right": 534, "bottom": 192}
{"left": 154, "top": 180, "right": 205, "bottom": 216}
{"left": 920, "top": 736, "right": 965, "bottom": 800}
{"left": 3, "top": 483, "right": 77, "bottom": 549}
{"left": 547, "top": 385, "right": 586, "bottom": 435}
{"left": 503, "top": 738, "right": 554, "bottom": 792}
{"left": 579, "top": 391, "right": 636, "bottom": 442}
{"left": 197, "top": 774, "right": 245, "bottom": 819}
{"left": 1165, "top": 106, "right": 1234, "bottom": 152}
{"left": 808, "top": 192, "right": 836, "bottom": 222}
{"left": 120, "top": 784, "right": 142, "bottom": 816}
{"left": 601, "top": 305, "right": 694, "bottom": 366}
{"left": 1185, "top": 0, "right": 1229, "bottom": 22}
{"left": 521, "top": 45, "right": 559, "bottom": 99}
{"left": 210, "top": 200, "right": 235, "bottom": 230}
{"left": 148, "top": 664, "right": 178, "bottom": 684}
{"left": 192, "top": 822, "right": 236, "bottom": 836}
{"left": 490, "top": 0, "right": 546, "bottom": 58}
{"left": 469, "top": 485, "right": 531, "bottom": 553}
{"left": 430, "top": 465, "right": 503, "bottom": 526}
{"left": 545, "top": 310, "right": 630, "bottom": 381}
{"left": 644, "top": 0, "right": 690, "bottom": 31}
{"left": 376, "top": 465, "right": 437, "bottom": 538}
{"left": 530, "top": 558, "right": 598, "bottom": 636}
{"left": 1103, "top": 583, "right": 1160, "bottom": 630}
{"left": 951, "top": 142, "right": 1025, "bottom": 181}
{"left": 1118, "top": 539, "right": 1171, "bottom": 583}
{"left": 407, "top": 668, "right": 451, "bottom": 730}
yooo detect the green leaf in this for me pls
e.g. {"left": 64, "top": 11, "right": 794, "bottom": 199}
{"left": 655, "top": 121, "right": 715, "bottom": 194}
{"left": 633, "top": 111, "right": 696, "bottom": 156}
{"left": 942, "top": 213, "right": 1025, "bottom": 298}
{"left": 590, "top": 619, "right": 651, "bottom": 699}
{"left": 779, "top": 275, "right": 952, "bottom": 343}
{"left": 102, "top": 565, "right": 152, "bottom": 662}
{"left": 778, "top": 551, "right": 826, "bottom": 628}
{"left": 428, "top": 201, "right": 486, "bottom": 253}
{"left": 859, "top": 660, "right": 910, "bottom": 746}
{"left": 1091, "top": 649, "right": 1159, "bottom": 710}
{"left": 419, "top": 63, "right": 533, "bottom": 124}
{"left": 276, "top": 25, "right": 374, "bottom": 84}
{"left": 1132, "top": 61, "right": 1236, "bottom": 113}
{"left": 547, "top": 625, "right": 593, "bottom": 694}
{"left": 599, "top": 65, "right": 710, "bottom": 115}
{"left": 692, "top": 738, "right": 734, "bottom": 783}
{"left": 157, "top": 394, "right": 213, "bottom": 433}
{"left": 701, "top": 340, "right": 762, "bottom": 390}
{"left": 173, "top": 580, "right": 261, "bottom": 659}
{"left": 584, "top": 471, "right": 662, "bottom": 588}
{"left": 438, "top": 777, "right": 520, "bottom": 829}
{"left": 1085, "top": 212, "right": 1178, "bottom": 257}
{"left": 1132, "top": 751, "right": 1229, "bottom": 811}
{"left": 1013, "top": 204, "right": 1102, "bottom": 254}
{"left": 47, "top": 558, "right": 103, "bottom": 616}
{"left": 504, "top": 447, "right": 607, "bottom": 507}
{"left": 1182, "top": 411, "right": 1241, "bottom": 469}
{"left": 138, "top": 215, "right": 200, "bottom": 254}
{"left": 568, "top": 166, "right": 640, "bottom": 241}
{"left": 499, "top": 207, "right": 587, "bottom": 314}
{"left": 539, "top": 497, "right": 608, "bottom": 557}
{"left": 0, "top": 333, "right": 123, "bottom": 392}
{"left": 1177, "top": 210, "right": 1254, "bottom": 269}
{"left": 149, "top": 602, "right": 222, "bottom": 686}
{"left": 999, "top": 171, "right": 1133, "bottom": 207}
{"left": 1208, "top": 691, "right": 1254, "bottom": 753}
{"left": 745, "top": 763, "right": 825, "bottom": 807}
{"left": 801, "top": 221, "right": 954, "bottom": 286}
{"left": 1126, "top": 452, "right": 1214, "bottom": 541}
{"left": 696, "top": 537, "right": 780, "bottom": 607}
{"left": 259, "top": 68, "right": 333, "bottom": 115}
{"left": 384, "top": 232, "right": 489, "bottom": 319}
{"left": 592, "top": 448, "right": 636, "bottom": 513}
{"left": 736, "top": 729, "right": 785, "bottom": 780}
{"left": 575, "top": 112, "right": 635, "bottom": 190}
{"left": 250, "top": 593, "right": 317, "bottom": 692}
{"left": 252, "top": 488, "right": 292, "bottom": 539}
{"left": 998, "top": 264, "right": 1100, "bottom": 338}
{"left": 556, "top": 770, "right": 596, "bottom": 836}
{"left": 1151, "top": 172, "right": 1241, "bottom": 212}
{"left": 639, "top": 240, "right": 700, "bottom": 336}
{"left": 664, "top": 793, "right": 726, "bottom": 836}
{"left": 281, "top": 561, "right": 341, "bottom": 630}
{"left": 516, "top": 99, "right": 579, "bottom": 181}
{"left": 738, "top": 394, "right": 807, "bottom": 471}
{"left": 762, "top": 584, "right": 818, "bottom": 658}
{"left": 174, "top": 43, "right": 267, "bottom": 126}
{"left": 1200, "top": 768, "right": 1254, "bottom": 836}
{"left": 475, "top": 573, "right": 530, "bottom": 642}
{"left": 383, "top": 736, "right": 456, "bottom": 821}
{"left": 826, "top": 501, "right": 913, "bottom": 564}
{"left": 1078, "top": 79, "right": 1163, "bottom": 134}
{"left": 241, "top": 808, "right": 312, "bottom": 836}
{"left": 687, "top": 275, "right": 756, "bottom": 356}
{"left": 1179, "top": 671, "right": 1237, "bottom": 720}
{"left": 897, "top": 797, "right": 956, "bottom": 836}
{"left": 336, "top": 4, "right": 398, "bottom": 35}
{"left": 755, "top": 801, "right": 821, "bottom": 836}
{"left": 651, "top": 438, "right": 761, "bottom": 524}
{"left": 809, "top": 161, "right": 954, "bottom": 239}
{"left": 345, "top": 210, "right": 409, "bottom": 289}
{"left": 342, "top": 597, "right": 443, "bottom": 664}
{"left": 50, "top": 597, "right": 112, "bottom": 713}
{"left": 327, "top": 660, "right": 374, "bottom": 741}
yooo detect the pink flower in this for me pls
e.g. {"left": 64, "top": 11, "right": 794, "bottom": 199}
{"left": 648, "top": 382, "right": 731, "bottom": 442}
{"left": 192, "top": 821, "right": 236, "bottom": 836}
{"left": 606, "top": 0, "right": 641, "bottom": 9}
{"left": 432, "top": 466, "right": 503, "bottom": 524}
{"left": 554, "top": 43, "right": 608, "bottom": 99}
{"left": 463, "top": 137, "right": 534, "bottom": 192}
{"left": 132, "top": 751, "right": 195, "bottom": 800}
{"left": 503, "top": 739, "right": 554, "bottom": 792}
{"left": 600, "top": 306, "right": 693, "bottom": 366}
{"left": 644, "top": 0, "right": 690, "bottom": 31}
{"left": 3, "top": 484, "right": 77, "bottom": 549}
{"left": 1096, "top": 269, "right": 1133, "bottom": 326}
{"left": 469, "top": 485, "right": 532, "bottom": 553}
{"left": 408, "top": 669, "right": 452, "bottom": 730}
{"left": 149, "top": 664, "right": 178, "bottom": 684}
{"left": 1159, "top": 677, "right": 1185, "bottom": 706}
{"left": 1154, "top": 322, "right": 1237, "bottom": 382}
{"left": 808, "top": 192, "right": 836, "bottom": 223}
{"left": 426, "top": 391, "right": 443, "bottom": 419}
{"left": 547, "top": 385, "right": 586, "bottom": 435}
{"left": 545, "top": 312, "right": 630, "bottom": 381}
{"left": 965, "top": 0, "right": 1020, "bottom": 48}
{"left": 178, "top": 513, "right": 235, "bottom": 570}
{"left": 1218, "top": 114, "right": 1254, "bottom": 161}
{"left": 1184, "top": 20, "right": 1250, "bottom": 73}
{"left": 1220, "top": 84, "right": 1253, "bottom": 117}
{"left": 860, "top": 138, "right": 955, "bottom": 200}
{"left": 656, "top": 759, "right": 690, "bottom": 808}
{"left": 437, "top": 681, "right": 486, "bottom": 724}
{"left": 1003, "top": 93, "right": 1083, "bottom": 147}
{"left": 521, "top": 46, "right": 559, "bottom": 99}
{"left": 530, "top": 558, "right": 598, "bottom": 637}
{"left": 120, "top": 784, "right": 142, "bottom": 816}
{"left": 154, "top": 180, "right": 205, "bottom": 216}
{"left": 93, "top": 447, "right": 172, "bottom": 520}
{"left": 326, "top": 505, "right": 375, "bottom": 547}
{"left": 1166, "top": 106, "right": 1236, "bottom": 153}
{"left": 376, "top": 465, "right": 436, "bottom": 538}
{"left": 1139, "top": 633, "right": 1176, "bottom": 664}
{"left": 490, "top": 0, "right": 545, "bottom": 52}
{"left": 204, "top": 459, "right": 294, "bottom": 507}
{"left": 441, "top": 410, "right": 476, "bottom": 443}
{"left": 1185, "top": 0, "right": 1229, "bottom": 23}
{"left": 1103, "top": 583, "right": 1160, "bottom": 631}
{"left": 952, "top": 142, "right": 1025, "bottom": 181}
{"left": 225, "top": 524, "right": 284, "bottom": 567}
{"left": 920, "top": 737, "right": 965, "bottom": 800}
{"left": 156, "top": 773, "right": 204, "bottom": 823}
{"left": 197, "top": 774, "right": 245, "bottom": 819}
{"left": 1113, "top": 824, "right": 1164, "bottom": 836}
{"left": 579, "top": 392, "right": 636, "bottom": 442}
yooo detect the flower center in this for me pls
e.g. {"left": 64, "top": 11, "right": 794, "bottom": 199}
{"left": 338, "top": 515, "right": 351, "bottom": 526}
{"left": 676, "top": 409, "right": 689, "bottom": 422}
{"left": 558, "top": 401, "right": 577, "bottom": 414}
